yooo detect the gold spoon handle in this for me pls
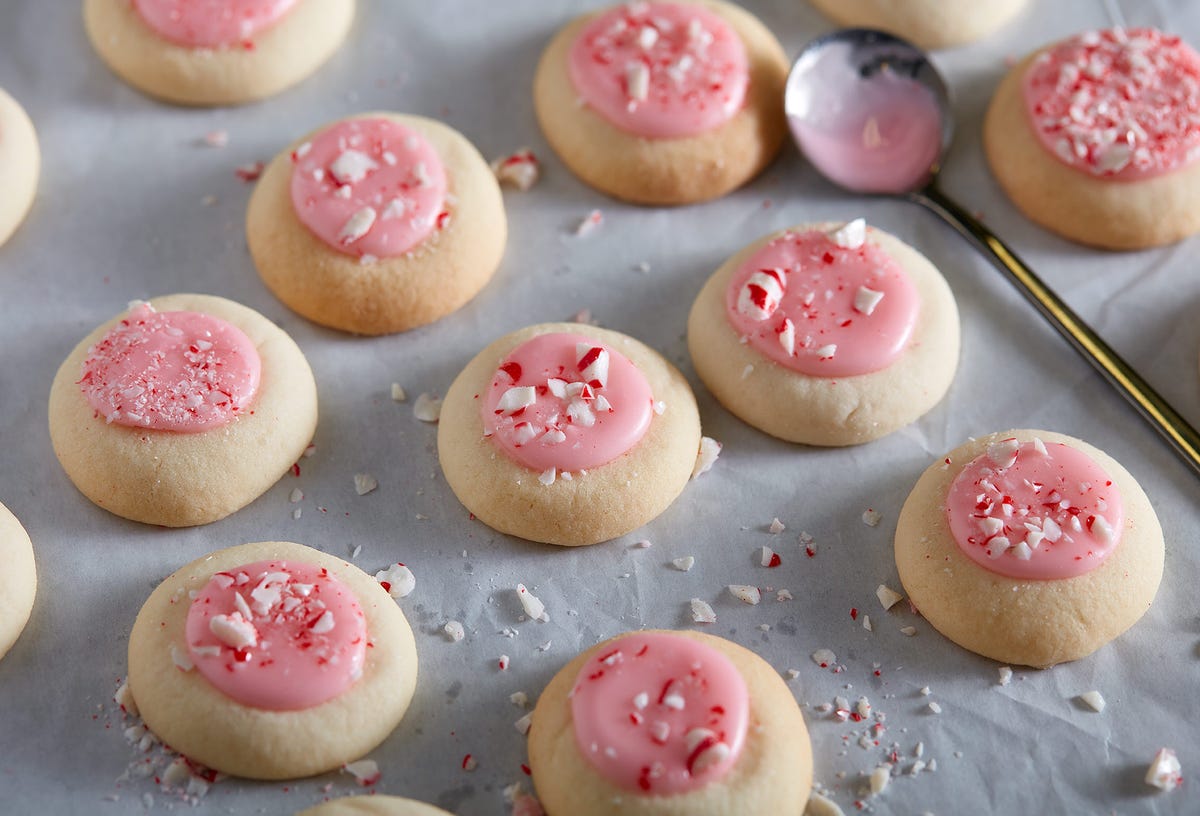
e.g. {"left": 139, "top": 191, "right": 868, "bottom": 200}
{"left": 912, "top": 183, "right": 1200, "bottom": 478}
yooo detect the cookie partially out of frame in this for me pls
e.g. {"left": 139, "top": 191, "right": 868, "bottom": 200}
{"left": 48, "top": 294, "right": 317, "bottom": 527}
{"left": 438, "top": 323, "right": 701, "bottom": 546}
{"left": 128, "top": 541, "right": 418, "bottom": 780}
{"left": 529, "top": 629, "right": 812, "bottom": 815}
{"left": 533, "top": 0, "right": 789, "bottom": 205}
{"left": 895, "top": 429, "right": 1163, "bottom": 668}
{"left": 83, "top": 0, "right": 354, "bottom": 106}
{"left": 808, "top": 0, "right": 1026, "bottom": 50}
{"left": 0, "top": 86, "right": 38, "bottom": 248}
{"left": 297, "top": 796, "right": 453, "bottom": 816}
{"left": 0, "top": 501, "right": 36, "bottom": 661}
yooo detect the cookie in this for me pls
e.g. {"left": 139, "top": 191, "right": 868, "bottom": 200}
{"left": 533, "top": 0, "right": 789, "bottom": 205}
{"left": 438, "top": 323, "right": 701, "bottom": 546}
{"left": 83, "top": 0, "right": 354, "bottom": 106}
{"left": 528, "top": 630, "right": 812, "bottom": 815}
{"left": 984, "top": 28, "right": 1200, "bottom": 250}
{"left": 688, "top": 220, "right": 959, "bottom": 446}
{"left": 48, "top": 294, "right": 318, "bottom": 527}
{"left": 0, "top": 502, "right": 36, "bottom": 661}
{"left": 0, "top": 87, "right": 39, "bottom": 248}
{"left": 297, "top": 797, "right": 453, "bottom": 816}
{"left": 808, "top": 0, "right": 1026, "bottom": 50}
{"left": 127, "top": 540, "right": 418, "bottom": 779}
{"left": 895, "top": 430, "right": 1164, "bottom": 668}
{"left": 247, "top": 113, "right": 507, "bottom": 335}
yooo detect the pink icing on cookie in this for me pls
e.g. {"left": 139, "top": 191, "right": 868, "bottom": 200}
{"left": 567, "top": 2, "right": 749, "bottom": 139}
{"left": 1022, "top": 28, "right": 1200, "bottom": 180}
{"left": 725, "top": 226, "right": 919, "bottom": 377}
{"left": 570, "top": 632, "right": 749, "bottom": 794}
{"left": 481, "top": 333, "right": 654, "bottom": 473}
{"left": 133, "top": 0, "right": 296, "bottom": 48}
{"left": 290, "top": 118, "right": 448, "bottom": 259}
{"left": 945, "top": 438, "right": 1124, "bottom": 580}
{"left": 78, "top": 303, "right": 260, "bottom": 433}
{"left": 185, "top": 560, "right": 367, "bottom": 710}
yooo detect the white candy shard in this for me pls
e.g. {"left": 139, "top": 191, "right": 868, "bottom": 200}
{"left": 777, "top": 589, "right": 794, "bottom": 601}
{"left": 329, "top": 149, "right": 378, "bottom": 184}
{"left": 736, "top": 269, "right": 787, "bottom": 321}
{"left": 728, "top": 585, "right": 761, "bottom": 605}
{"left": 831, "top": 218, "right": 866, "bottom": 249}
{"left": 443, "top": 620, "right": 465, "bottom": 642}
{"left": 575, "top": 209, "right": 603, "bottom": 236}
{"left": 538, "top": 468, "right": 557, "bottom": 486}
{"left": 768, "top": 517, "right": 786, "bottom": 534}
{"left": 626, "top": 62, "right": 650, "bottom": 102}
{"left": 514, "top": 712, "right": 534, "bottom": 735}
{"left": 778, "top": 318, "right": 796, "bottom": 355}
{"left": 342, "top": 759, "right": 381, "bottom": 787}
{"left": 691, "top": 437, "right": 721, "bottom": 479}
{"left": 637, "top": 25, "right": 659, "bottom": 49}
{"left": 987, "top": 437, "right": 1020, "bottom": 469}
{"left": 209, "top": 612, "right": 258, "bottom": 649}
{"left": 575, "top": 344, "right": 610, "bottom": 388}
{"left": 114, "top": 682, "right": 139, "bottom": 717}
{"left": 986, "top": 536, "right": 1012, "bottom": 558}
{"left": 490, "top": 149, "right": 540, "bottom": 191}
{"left": 815, "top": 344, "right": 837, "bottom": 359}
{"left": 811, "top": 648, "right": 836, "bottom": 667}
{"left": 309, "top": 610, "right": 335, "bottom": 634}
{"left": 517, "top": 584, "right": 550, "bottom": 622}
{"left": 354, "top": 473, "right": 378, "bottom": 496}
{"left": 1079, "top": 690, "right": 1106, "bottom": 712}
{"left": 869, "top": 765, "right": 890, "bottom": 795}
{"left": 900, "top": 626, "right": 917, "bottom": 637}
{"left": 998, "top": 666, "right": 1013, "bottom": 686}
{"left": 1032, "top": 437, "right": 1049, "bottom": 456}
{"left": 338, "top": 206, "right": 377, "bottom": 245}
{"left": 854, "top": 286, "right": 885, "bottom": 315}
{"left": 760, "top": 546, "right": 776, "bottom": 567}
{"left": 1145, "top": 748, "right": 1183, "bottom": 791}
{"left": 672, "top": 556, "right": 695, "bottom": 572}
{"left": 497, "top": 386, "right": 537, "bottom": 415}
{"left": 861, "top": 508, "right": 882, "bottom": 527}
{"left": 1090, "top": 514, "right": 1113, "bottom": 543}
{"left": 381, "top": 197, "right": 408, "bottom": 220}
{"left": 876, "top": 584, "right": 904, "bottom": 610}
{"left": 690, "top": 598, "right": 717, "bottom": 623}
{"left": 376, "top": 563, "right": 416, "bottom": 598}
{"left": 413, "top": 392, "right": 442, "bottom": 422}
{"left": 927, "top": 701, "right": 942, "bottom": 714}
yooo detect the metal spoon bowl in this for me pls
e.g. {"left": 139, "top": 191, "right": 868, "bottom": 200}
{"left": 785, "top": 28, "right": 1200, "bottom": 477}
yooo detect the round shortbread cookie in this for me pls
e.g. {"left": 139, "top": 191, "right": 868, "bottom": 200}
{"left": 438, "top": 323, "right": 701, "bottom": 547}
{"left": 83, "top": 0, "right": 354, "bottom": 106}
{"left": 895, "top": 430, "right": 1164, "bottom": 668}
{"left": 48, "top": 293, "right": 318, "bottom": 527}
{"left": 529, "top": 629, "right": 813, "bottom": 815}
{"left": 984, "top": 30, "right": 1200, "bottom": 250}
{"left": 0, "top": 86, "right": 38, "bottom": 248}
{"left": 533, "top": 0, "right": 789, "bottom": 205}
{"left": 808, "top": 0, "right": 1026, "bottom": 50}
{"left": 297, "top": 796, "right": 453, "bottom": 816}
{"left": 247, "top": 112, "right": 507, "bottom": 335}
{"left": 128, "top": 541, "right": 418, "bottom": 780}
{"left": 688, "top": 221, "right": 959, "bottom": 446}
{"left": 0, "top": 502, "right": 36, "bottom": 661}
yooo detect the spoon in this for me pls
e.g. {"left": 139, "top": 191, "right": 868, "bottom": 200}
{"left": 785, "top": 28, "right": 1200, "bottom": 478}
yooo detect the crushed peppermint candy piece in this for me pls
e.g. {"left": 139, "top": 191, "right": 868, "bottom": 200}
{"left": 998, "top": 666, "right": 1013, "bottom": 686}
{"left": 462, "top": 754, "right": 478, "bottom": 771}
{"left": 510, "top": 691, "right": 529, "bottom": 708}
{"left": 777, "top": 589, "right": 793, "bottom": 601}
{"left": 1145, "top": 748, "right": 1183, "bottom": 792}
{"left": 861, "top": 508, "right": 882, "bottom": 527}
{"left": 900, "top": 626, "right": 917, "bottom": 637}
{"left": 538, "top": 467, "right": 557, "bottom": 486}
{"left": 443, "top": 620, "right": 466, "bottom": 642}
{"left": 170, "top": 643, "right": 194, "bottom": 672}
{"left": 876, "top": 584, "right": 904, "bottom": 610}
{"left": 768, "top": 517, "right": 786, "bottom": 534}
{"left": 728, "top": 585, "right": 761, "bottom": 605}
{"left": 235, "top": 161, "right": 263, "bottom": 181}
{"left": 691, "top": 436, "right": 721, "bottom": 479}
{"left": 289, "top": 487, "right": 303, "bottom": 503}
{"left": 862, "top": 614, "right": 873, "bottom": 632}
{"left": 760, "top": 546, "right": 781, "bottom": 568}
{"left": 201, "top": 129, "right": 228, "bottom": 148}
{"left": 736, "top": 268, "right": 787, "bottom": 321}
{"left": 626, "top": 62, "right": 650, "bottom": 102}
{"left": 491, "top": 148, "right": 541, "bottom": 190}
{"left": 690, "top": 598, "right": 717, "bottom": 623}
{"left": 927, "top": 701, "right": 942, "bottom": 714}
{"left": 115, "top": 682, "right": 139, "bottom": 717}
{"left": 329, "top": 149, "right": 379, "bottom": 185}
{"left": 338, "top": 206, "right": 377, "bottom": 245}
{"left": 778, "top": 317, "right": 796, "bottom": 355}
{"left": 342, "top": 759, "right": 380, "bottom": 787}
{"left": 1078, "top": 691, "right": 1106, "bottom": 712}
{"left": 633, "top": 538, "right": 652, "bottom": 548}
{"left": 375, "top": 563, "right": 416, "bottom": 598}
{"left": 517, "top": 584, "right": 550, "bottom": 622}
{"left": 815, "top": 344, "right": 837, "bottom": 360}
{"left": 497, "top": 386, "right": 537, "bottom": 415}
{"left": 672, "top": 556, "right": 695, "bottom": 571}
{"left": 413, "top": 392, "right": 442, "bottom": 422}
{"left": 515, "top": 712, "right": 534, "bottom": 735}
{"left": 390, "top": 383, "right": 407, "bottom": 401}
{"left": 854, "top": 286, "right": 885, "bottom": 315}
{"left": 811, "top": 648, "right": 836, "bottom": 668}
{"left": 830, "top": 217, "right": 866, "bottom": 249}
{"left": 869, "top": 765, "right": 890, "bottom": 795}
{"left": 574, "top": 209, "right": 603, "bottom": 237}
{"left": 353, "top": 473, "right": 378, "bottom": 496}
{"left": 498, "top": 654, "right": 510, "bottom": 671}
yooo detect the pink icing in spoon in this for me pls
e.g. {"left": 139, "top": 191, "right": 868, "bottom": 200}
{"left": 570, "top": 632, "right": 749, "bottom": 794}
{"left": 290, "top": 117, "right": 448, "bottom": 260}
{"left": 133, "top": 0, "right": 296, "bottom": 48}
{"left": 568, "top": 2, "right": 749, "bottom": 138}
{"left": 1023, "top": 28, "right": 1200, "bottom": 180}
{"left": 78, "top": 302, "right": 261, "bottom": 433}
{"left": 481, "top": 333, "right": 654, "bottom": 474}
{"left": 725, "top": 223, "right": 919, "bottom": 377}
{"left": 945, "top": 437, "right": 1123, "bottom": 580}
{"left": 186, "top": 560, "right": 367, "bottom": 710}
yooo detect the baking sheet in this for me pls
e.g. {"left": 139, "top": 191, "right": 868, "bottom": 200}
{"left": 0, "top": 1, "right": 1197, "bottom": 813}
